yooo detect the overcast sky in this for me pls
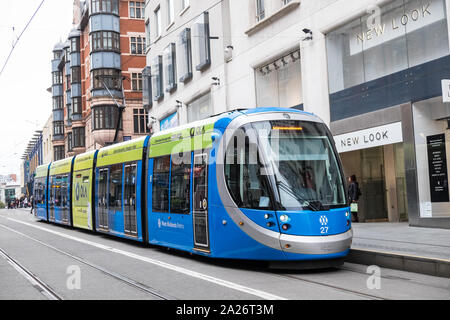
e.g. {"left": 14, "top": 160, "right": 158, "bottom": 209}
{"left": 0, "top": 0, "right": 73, "bottom": 180}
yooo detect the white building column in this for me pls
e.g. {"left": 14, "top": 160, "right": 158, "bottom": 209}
{"left": 300, "top": 31, "right": 331, "bottom": 125}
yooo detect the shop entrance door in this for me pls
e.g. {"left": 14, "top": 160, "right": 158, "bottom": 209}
{"left": 361, "top": 147, "right": 388, "bottom": 222}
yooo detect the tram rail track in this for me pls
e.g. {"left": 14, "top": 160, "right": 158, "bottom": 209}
{"left": 0, "top": 247, "right": 63, "bottom": 300}
{"left": 275, "top": 273, "right": 387, "bottom": 300}
{"left": 0, "top": 223, "right": 175, "bottom": 300}
{"left": 273, "top": 271, "right": 388, "bottom": 300}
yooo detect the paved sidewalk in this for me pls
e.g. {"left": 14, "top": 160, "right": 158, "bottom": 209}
{"left": 348, "top": 222, "right": 450, "bottom": 277}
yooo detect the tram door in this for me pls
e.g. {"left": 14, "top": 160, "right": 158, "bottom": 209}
{"left": 193, "top": 153, "right": 210, "bottom": 250}
{"left": 97, "top": 168, "right": 109, "bottom": 230}
{"left": 124, "top": 163, "right": 137, "bottom": 236}
{"left": 49, "top": 177, "right": 55, "bottom": 221}
{"left": 61, "top": 175, "right": 69, "bottom": 223}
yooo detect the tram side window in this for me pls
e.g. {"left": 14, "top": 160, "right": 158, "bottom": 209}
{"left": 170, "top": 153, "right": 191, "bottom": 214}
{"left": 49, "top": 177, "right": 54, "bottom": 206}
{"left": 109, "top": 164, "right": 123, "bottom": 212}
{"left": 54, "top": 176, "right": 62, "bottom": 207}
{"left": 97, "top": 168, "right": 109, "bottom": 213}
{"left": 153, "top": 156, "right": 170, "bottom": 212}
{"left": 124, "top": 163, "right": 137, "bottom": 213}
{"left": 34, "top": 178, "right": 44, "bottom": 205}
{"left": 61, "top": 175, "right": 68, "bottom": 208}
{"left": 225, "top": 132, "right": 272, "bottom": 210}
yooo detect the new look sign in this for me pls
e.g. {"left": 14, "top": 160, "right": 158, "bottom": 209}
{"left": 334, "top": 122, "right": 403, "bottom": 153}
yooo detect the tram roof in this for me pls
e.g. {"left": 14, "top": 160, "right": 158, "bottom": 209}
{"left": 49, "top": 157, "right": 74, "bottom": 176}
{"left": 97, "top": 136, "right": 149, "bottom": 167}
{"left": 35, "top": 163, "right": 50, "bottom": 178}
{"left": 73, "top": 150, "right": 98, "bottom": 172}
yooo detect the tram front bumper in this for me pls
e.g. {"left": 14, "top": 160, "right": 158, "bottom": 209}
{"left": 279, "top": 229, "right": 353, "bottom": 255}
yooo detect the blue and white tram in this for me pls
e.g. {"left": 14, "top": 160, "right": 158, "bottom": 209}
{"left": 34, "top": 108, "right": 352, "bottom": 266}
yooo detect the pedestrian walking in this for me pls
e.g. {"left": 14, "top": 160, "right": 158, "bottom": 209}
{"left": 30, "top": 195, "right": 34, "bottom": 214}
{"left": 348, "top": 175, "right": 361, "bottom": 222}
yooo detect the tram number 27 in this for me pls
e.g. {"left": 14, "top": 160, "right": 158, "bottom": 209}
{"left": 320, "top": 227, "right": 329, "bottom": 234}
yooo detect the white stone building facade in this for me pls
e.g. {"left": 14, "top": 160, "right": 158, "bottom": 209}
{"left": 144, "top": 0, "right": 450, "bottom": 229}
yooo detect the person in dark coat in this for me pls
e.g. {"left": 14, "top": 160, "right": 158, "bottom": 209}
{"left": 348, "top": 175, "right": 361, "bottom": 222}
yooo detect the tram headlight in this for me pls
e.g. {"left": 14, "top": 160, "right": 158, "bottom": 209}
{"left": 280, "top": 215, "right": 289, "bottom": 223}
{"left": 282, "top": 224, "right": 290, "bottom": 231}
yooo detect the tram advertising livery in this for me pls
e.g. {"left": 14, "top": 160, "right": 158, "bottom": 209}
{"left": 33, "top": 108, "right": 353, "bottom": 266}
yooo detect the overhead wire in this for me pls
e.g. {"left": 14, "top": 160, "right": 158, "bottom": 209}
{"left": 0, "top": 0, "right": 46, "bottom": 78}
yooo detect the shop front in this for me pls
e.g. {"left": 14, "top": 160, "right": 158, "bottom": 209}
{"left": 334, "top": 121, "right": 408, "bottom": 222}
{"left": 325, "top": 0, "right": 450, "bottom": 228}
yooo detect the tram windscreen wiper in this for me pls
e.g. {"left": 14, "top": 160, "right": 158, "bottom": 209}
{"left": 276, "top": 180, "right": 323, "bottom": 212}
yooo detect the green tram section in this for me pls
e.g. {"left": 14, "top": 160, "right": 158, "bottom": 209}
{"left": 72, "top": 150, "right": 97, "bottom": 230}
{"left": 149, "top": 121, "right": 216, "bottom": 158}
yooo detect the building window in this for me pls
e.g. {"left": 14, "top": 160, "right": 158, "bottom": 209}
{"left": 256, "top": 0, "right": 265, "bottom": 21}
{"left": 53, "top": 96, "right": 64, "bottom": 110}
{"left": 131, "top": 72, "right": 143, "bottom": 91}
{"left": 282, "top": 0, "right": 291, "bottom": 5}
{"left": 145, "top": 19, "right": 151, "bottom": 49}
{"left": 91, "top": 0, "right": 119, "bottom": 15}
{"left": 255, "top": 50, "right": 302, "bottom": 108}
{"left": 91, "top": 69, "right": 122, "bottom": 91}
{"left": 70, "top": 37, "right": 80, "bottom": 52}
{"left": 52, "top": 71, "right": 63, "bottom": 85}
{"left": 164, "top": 43, "right": 177, "bottom": 92}
{"left": 326, "top": 0, "right": 449, "bottom": 94}
{"left": 67, "top": 133, "right": 73, "bottom": 152}
{"left": 93, "top": 105, "right": 122, "bottom": 130}
{"left": 129, "top": 1, "right": 145, "bottom": 19}
{"left": 130, "top": 36, "right": 146, "bottom": 55}
{"left": 142, "top": 66, "right": 153, "bottom": 109}
{"left": 66, "top": 74, "right": 71, "bottom": 90}
{"left": 192, "top": 12, "right": 211, "bottom": 71}
{"left": 167, "top": 0, "right": 175, "bottom": 26}
{"left": 72, "top": 127, "right": 85, "bottom": 148}
{"left": 72, "top": 66, "right": 81, "bottom": 84}
{"left": 91, "top": 31, "right": 120, "bottom": 52}
{"left": 181, "top": 0, "right": 190, "bottom": 11}
{"left": 177, "top": 28, "right": 192, "bottom": 83}
{"left": 133, "top": 109, "right": 150, "bottom": 134}
{"left": 53, "top": 121, "right": 64, "bottom": 136}
{"left": 72, "top": 97, "right": 82, "bottom": 115}
{"left": 155, "top": 6, "right": 162, "bottom": 39}
{"left": 54, "top": 146, "right": 65, "bottom": 161}
{"left": 187, "top": 92, "right": 212, "bottom": 123}
{"left": 152, "top": 55, "right": 163, "bottom": 101}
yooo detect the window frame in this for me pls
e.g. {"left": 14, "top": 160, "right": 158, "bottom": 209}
{"left": 130, "top": 36, "right": 146, "bottom": 55}
{"left": 72, "top": 127, "right": 85, "bottom": 148}
{"left": 177, "top": 28, "right": 192, "bottom": 83}
{"left": 192, "top": 12, "right": 211, "bottom": 71}
{"left": 164, "top": 42, "right": 177, "bottom": 92}
{"left": 133, "top": 108, "right": 150, "bottom": 134}
{"left": 155, "top": 6, "right": 162, "bottom": 39}
{"left": 131, "top": 72, "right": 143, "bottom": 91}
{"left": 129, "top": 1, "right": 145, "bottom": 19}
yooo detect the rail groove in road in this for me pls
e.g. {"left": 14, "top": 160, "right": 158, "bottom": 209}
{"left": 0, "top": 223, "right": 174, "bottom": 300}
{"left": 0, "top": 217, "right": 287, "bottom": 300}
{"left": 0, "top": 247, "right": 63, "bottom": 300}
{"left": 273, "top": 272, "right": 387, "bottom": 300}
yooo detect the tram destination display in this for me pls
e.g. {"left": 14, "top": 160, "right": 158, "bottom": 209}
{"left": 427, "top": 134, "right": 449, "bottom": 203}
